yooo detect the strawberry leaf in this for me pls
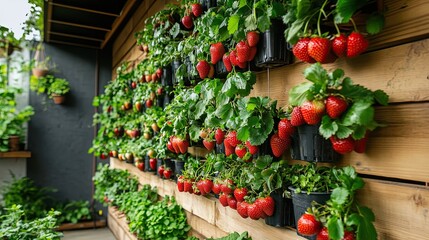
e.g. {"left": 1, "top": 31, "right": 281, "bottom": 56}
{"left": 237, "top": 126, "right": 250, "bottom": 142}
{"left": 288, "top": 82, "right": 312, "bottom": 106}
{"left": 351, "top": 125, "right": 367, "bottom": 139}
{"left": 356, "top": 206, "right": 377, "bottom": 240}
{"left": 244, "top": 15, "right": 257, "bottom": 31}
{"left": 373, "top": 89, "right": 389, "bottom": 106}
{"left": 284, "top": 18, "right": 305, "bottom": 45}
{"left": 257, "top": 14, "right": 271, "bottom": 32}
{"left": 331, "top": 187, "right": 349, "bottom": 205}
{"left": 366, "top": 14, "right": 385, "bottom": 35}
{"left": 255, "top": 155, "right": 272, "bottom": 169}
{"left": 228, "top": 15, "right": 240, "bottom": 34}
{"left": 327, "top": 216, "right": 344, "bottom": 240}
{"left": 304, "top": 63, "right": 328, "bottom": 84}
{"left": 334, "top": 0, "right": 368, "bottom": 24}
{"left": 320, "top": 116, "right": 338, "bottom": 138}
{"left": 342, "top": 101, "right": 374, "bottom": 126}
{"left": 335, "top": 124, "right": 353, "bottom": 139}
{"left": 296, "top": 0, "right": 311, "bottom": 18}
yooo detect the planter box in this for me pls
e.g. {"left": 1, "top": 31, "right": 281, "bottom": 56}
{"left": 296, "top": 125, "right": 340, "bottom": 162}
{"left": 57, "top": 220, "right": 106, "bottom": 231}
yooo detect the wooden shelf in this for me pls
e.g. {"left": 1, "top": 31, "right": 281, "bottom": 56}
{"left": 0, "top": 151, "right": 31, "bottom": 158}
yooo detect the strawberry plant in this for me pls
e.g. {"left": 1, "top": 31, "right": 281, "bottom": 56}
{"left": 288, "top": 63, "right": 389, "bottom": 154}
{"left": 289, "top": 163, "right": 338, "bottom": 194}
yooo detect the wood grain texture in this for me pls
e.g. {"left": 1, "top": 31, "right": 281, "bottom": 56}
{"left": 186, "top": 211, "right": 228, "bottom": 239}
{"left": 0, "top": 151, "right": 31, "bottom": 158}
{"left": 108, "top": 207, "right": 137, "bottom": 240}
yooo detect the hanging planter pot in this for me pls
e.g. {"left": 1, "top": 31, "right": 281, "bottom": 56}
{"left": 32, "top": 43, "right": 50, "bottom": 77}
{"left": 297, "top": 124, "right": 340, "bottom": 162}
{"left": 156, "top": 95, "right": 164, "bottom": 107}
{"left": 51, "top": 94, "right": 66, "bottom": 105}
{"left": 265, "top": 190, "right": 295, "bottom": 228}
{"left": 290, "top": 131, "right": 301, "bottom": 160}
{"left": 32, "top": 68, "right": 48, "bottom": 78}
{"left": 254, "top": 19, "right": 293, "bottom": 68}
{"left": 289, "top": 187, "right": 331, "bottom": 240}
{"left": 162, "top": 92, "right": 173, "bottom": 109}
{"left": 8, "top": 135, "right": 20, "bottom": 152}
{"left": 173, "top": 159, "right": 185, "bottom": 177}
{"left": 199, "top": 0, "right": 217, "bottom": 12}
{"left": 215, "top": 61, "right": 228, "bottom": 79}
{"left": 171, "top": 60, "right": 182, "bottom": 86}
{"left": 185, "top": 57, "right": 196, "bottom": 86}
{"left": 161, "top": 65, "right": 172, "bottom": 86}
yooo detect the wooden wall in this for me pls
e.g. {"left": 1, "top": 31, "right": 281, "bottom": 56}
{"left": 110, "top": 0, "right": 429, "bottom": 239}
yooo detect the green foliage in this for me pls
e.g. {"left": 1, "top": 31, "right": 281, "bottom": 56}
{"left": 0, "top": 205, "right": 62, "bottom": 240}
{"left": 208, "top": 231, "right": 252, "bottom": 240}
{"left": 55, "top": 201, "right": 92, "bottom": 224}
{"left": 289, "top": 163, "right": 339, "bottom": 194}
{"left": 31, "top": 74, "right": 70, "bottom": 97}
{"left": 48, "top": 78, "right": 70, "bottom": 96}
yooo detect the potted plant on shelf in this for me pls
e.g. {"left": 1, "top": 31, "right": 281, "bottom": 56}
{"left": 48, "top": 77, "right": 70, "bottom": 104}
{"left": 287, "top": 63, "right": 389, "bottom": 161}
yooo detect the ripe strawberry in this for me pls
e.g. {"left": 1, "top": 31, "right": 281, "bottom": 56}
{"left": 219, "top": 193, "right": 229, "bottom": 207}
{"left": 354, "top": 133, "right": 369, "bottom": 153}
{"left": 177, "top": 138, "right": 189, "bottom": 154}
{"left": 197, "top": 180, "right": 207, "bottom": 195}
{"left": 100, "top": 153, "right": 108, "bottom": 159}
{"left": 290, "top": 106, "right": 305, "bottom": 126}
{"left": 224, "top": 141, "right": 235, "bottom": 156}
{"left": 191, "top": 3, "right": 203, "bottom": 17}
{"left": 222, "top": 53, "right": 233, "bottom": 72}
{"left": 245, "top": 141, "right": 259, "bottom": 155}
{"left": 343, "top": 231, "right": 356, "bottom": 240}
{"left": 270, "top": 133, "right": 290, "bottom": 157}
{"left": 212, "top": 182, "right": 221, "bottom": 194}
{"left": 146, "top": 99, "right": 153, "bottom": 108}
{"left": 156, "top": 68, "right": 163, "bottom": 78}
{"left": 163, "top": 168, "right": 173, "bottom": 179}
{"left": 247, "top": 203, "right": 264, "bottom": 220}
{"left": 196, "top": 60, "right": 210, "bottom": 79}
{"left": 157, "top": 165, "right": 165, "bottom": 177}
{"left": 177, "top": 177, "right": 184, "bottom": 192}
{"left": 316, "top": 227, "right": 329, "bottom": 240}
{"left": 237, "top": 201, "right": 249, "bottom": 218}
{"left": 215, "top": 128, "right": 225, "bottom": 144}
{"left": 202, "top": 179, "right": 213, "bottom": 194}
{"left": 220, "top": 179, "right": 234, "bottom": 194}
{"left": 228, "top": 196, "right": 237, "bottom": 209}
{"left": 171, "top": 136, "right": 180, "bottom": 153}
{"left": 210, "top": 42, "right": 225, "bottom": 64}
{"left": 297, "top": 213, "right": 321, "bottom": 236}
{"left": 248, "top": 46, "right": 257, "bottom": 61}
{"left": 225, "top": 131, "right": 241, "bottom": 147}
{"left": 292, "top": 38, "right": 316, "bottom": 63}
{"left": 330, "top": 136, "right": 355, "bottom": 154}
{"left": 149, "top": 158, "right": 157, "bottom": 170}
{"left": 237, "top": 59, "right": 247, "bottom": 69}
{"left": 300, "top": 100, "right": 326, "bottom": 125}
{"left": 347, "top": 32, "right": 369, "bottom": 58}
{"left": 157, "top": 87, "right": 163, "bottom": 95}
{"left": 332, "top": 34, "right": 348, "bottom": 57}
{"left": 233, "top": 187, "right": 248, "bottom": 202}
{"left": 131, "top": 81, "right": 137, "bottom": 89}
{"left": 203, "top": 139, "right": 215, "bottom": 151}
{"left": 257, "top": 196, "right": 275, "bottom": 216}
{"left": 236, "top": 41, "right": 250, "bottom": 63}
{"left": 326, "top": 95, "right": 348, "bottom": 119}
{"left": 235, "top": 145, "right": 247, "bottom": 158}
{"left": 246, "top": 31, "right": 260, "bottom": 47}
{"left": 278, "top": 118, "right": 295, "bottom": 139}
{"left": 135, "top": 101, "right": 142, "bottom": 112}
{"left": 229, "top": 50, "right": 240, "bottom": 66}
{"left": 167, "top": 141, "right": 175, "bottom": 153}
{"left": 184, "top": 179, "right": 193, "bottom": 193}
{"left": 151, "top": 73, "right": 158, "bottom": 82}
{"left": 181, "top": 15, "right": 193, "bottom": 29}
{"left": 308, "top": 37, "right": 331, "bottom": 63}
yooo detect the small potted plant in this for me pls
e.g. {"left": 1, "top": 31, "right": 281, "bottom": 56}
{"left": 48, "top": 78, "right": 70, "bottom": 104}
{"left": 32, "top": 43, "right": 51, "bottom": 77}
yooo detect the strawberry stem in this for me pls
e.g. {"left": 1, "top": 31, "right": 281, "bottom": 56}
{"left": 350, "top": 17, "right": 358, "bottom": 32}
{"left": 317, "top": 0, "right": 329, "bottom": 36}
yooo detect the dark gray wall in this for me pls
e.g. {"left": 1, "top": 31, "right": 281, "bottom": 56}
{"left": 28, "top": 42, "right": 111, "bottom": 202}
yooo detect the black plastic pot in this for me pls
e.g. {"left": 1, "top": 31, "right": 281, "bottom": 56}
{"left": 255, "top": 19, "right": 293, "bottom": 68}
{"left": 297, "top": 124, "right": 340, "bottom": 162}
{"left": 185, "top": 57, "right": 196, "bottom": 85}
{"left": 289, "top": 187, "right": 331, "bottom": 240}
{"left": 200, "top": 0, "right": 217, "bottom": 11}
{"left": 215, "top": 142, "right": 225, "bottom": 155}
{"left": 215, "top": 60, "right": 228, "bottom": 79}
{"left": 173, "top": 159, "right": 185, "bottom": 177}
{"left": 290, "top": 131, "right": 301, "bottom": 160}
{"left": 265, "top": 190, "right": 295, "bottom": 228}
{"left": 171, "top": 60, "right": 182, "bottom": 86}
{"left": 156, "top": 95, "right": 164, "bottom": 107}
{"left": 163, "top": 92, "right": 174, "bottom": 109}
{"left": 161, "top": 65, "right": 172, "bottom": 86}
{"left": 164, "top": 158, "right": 175, "bottom": 172}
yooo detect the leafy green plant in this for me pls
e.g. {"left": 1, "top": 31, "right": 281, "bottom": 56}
{"left": 0, "top": 205, "right": 62, "bottom": 240}
{"left": 208, "top": 231, "right": 252, "bottom": 240}
{"left": 0, "top": 26, "right": 21, "bottom": 57}
{"left": 55, "top": 200, "right": 92, "bottom": 224}
{"left": 289, "top": 163, "right": 339, "bottom": 194}
{"left": 48, "top": 78, "right": 70, "bottom": 96}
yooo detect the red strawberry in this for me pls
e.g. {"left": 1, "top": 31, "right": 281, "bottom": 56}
{"left": 297, "top": 213, "right": 321, "bottom": 236}
{"left": 177, "top": 138, "right": 189, "bottom": 154}
{"left": 100, "top": 153, "right": 108, "bottom": 159}
{"left": 167, "top": 141, "right": 175, "bottom": 153}
{"left": 354, "top": 133, "right": 369, "bottom": 153}
{"left": 191, "top": 3, "right": 203, "bottom": 17}
{"left": 222, "top": 53, "right": 233, "bottom": 72}
{"left": 146, "top": 99, "right": 153, "bottom": 108}
{"left": 131, "top": 81, "right": 137, "bottom": 89}
{"left": 330, "top": 136, "right": 355, "bottom": 154}
{"left": 229, "top": 50, "right": 240, "bottom": 66}
{"left": 235, "top": 145, "right": 247, "bottom": 158}
{"left": 347, "top": 32, "right": 369, "bottom": 58}
{"left": 184, "top": 180, "right": 193, "bottom": 193}
{"left": 270, "top": 133, "right": 290, "bottom": 157}
{"left": 215, "top": 128, "right": 225, "bottom": 144}
{"left": 228, "top": 196, "right": 237, "bottom": 209}
{"left": 300, "top": 100, "right": 326, "bottom": 125}
{"left": 136, "top": 161, "right": 144, "bottom": 171}
{"left": 236, "top": 41, "right": 250, "bottom": 63}
{"left": 156, "top": 68, "right": 163, "bottom": 78}
{"left": 292, "top": 38, "right": 316, "bottom": 63}
{"left": 290, "top": 106, "right": 305, "bottom": 126}
{"left": 212, "top": 182, "right": 221, "bottom": 194}
{"left": 157, "top": 165, "right": 165, "bottom": 177}
{"left": 219, "top": 193, "right": 229, "bottom": 207}
{"left": 233, "top": 188, "right": 248, "bottom": 202}
{"left": 237, "top": 201, "right": 249, "bottom": 218}
{"left": 246, "top": 31, "right": 260, "bottom": 47}
{"left": 257, "top": 196, "right": 275, "bottom": 216}
{"left": 149, "top": 158, "right": 157, "bottom": 170}
{"left": 326, "top": 95, "right": 348, "bottom": 119}
{"left": 171, "top": 136, "right": 180, "bottom": 153}
{"left": 332, "top": 34, "right": 348, "bottom": 57}
{"left": 316, "top": 227, "right": 329, "bottom": 240}
{"left": 307, "top": 37, "right": 331, "bottom": 63}
{"left": 203, "top": 139, "right": 215, "bottom": 151}
{"left": 225, "top": 131, "right": 241, "bottom": 147}
{"left": 247, "top": 203, "right": 264, "bottom": 220}
{"left": 224, "top": 141, "right": 235, "bottom": 156}
{"left": 181, "top": 15, "right": 193, "bottom": 29}
{"left": 343, "top": 231, "right": 356, "bottom": 240}
{"left": 248, "top": 46, "right": 257, "bottom": 61}
{"left": 220, "top": 179, "right": 234, "bottom": 194}
{"left": 202, "top": 179, "right": 213, "bottom": 194}
{"left": 177, "top": 177, "right": 184, "bottom": 192}
{"left": 278, "top": 118, "right": 295, "bottom": 139}
{"left": 196, "top": 60, "right": 210, "bottom": 79}
{"left": 163, "top": 168, "right": 173, "bottom": 179}
{"left": 197, "top": 180, "right": 206, "bottom": 195}
{"left": 237, "top": 60, "right": 247, "bottom": 69}
{"left": 210, "top": 42, "right": 225, "bottom": 64}
{"left": 245, "top": 141, "right": 259, "bottom": 155}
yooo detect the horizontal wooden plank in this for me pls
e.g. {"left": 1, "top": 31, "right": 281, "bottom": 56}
{"left": 358, "top": 178, "right": 429, "bottom": 240}
{"left": 253, "top": 38, "right": 429, "bottom": 105}
{"left": 0, "top": 151, "right": 31, "bottom": 158}
{"left": 57, "top": 220, "right": 106, "bottom": 231}
{"left": 186, "top": 211, "right": 228, "bottom": 239}
{"left": 108, "top": 206, "right": 137, "bottom": 240}
{"left": 368, "top": 0, "right": 429, "bottom": 51}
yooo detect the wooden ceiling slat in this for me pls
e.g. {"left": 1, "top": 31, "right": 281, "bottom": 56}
{"left": 49, "top": 31, "right": 104, "bottom": 42}
{"left": 49, "top": 39, "right": 100, "bottom": 49}
{"left": 49, "top": 20, "right": 111, "bottom": 32}
{"left": 50, "top": 2, "right": 120, "bottom": 17}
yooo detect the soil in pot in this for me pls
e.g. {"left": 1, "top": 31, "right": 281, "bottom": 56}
{"left": 254, "top": 19, "right": 293, "bottom": 68}
{"left": 265, "top": 190, "right": 295, "bottom": 228}
{"left": 52, "top": 94, "right": 66, "bottom": 105}
{"left": 297, "top": 124, "right": 340, "bottom": 162}
{"left": 8, "top": 136, "right": 20, "bottom": 152}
